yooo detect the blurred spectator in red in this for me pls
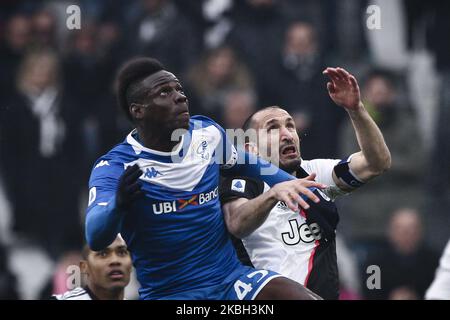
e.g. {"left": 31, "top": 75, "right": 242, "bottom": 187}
{"left": 362, "top": 208, "right": 439, "bottom": 300}
{"left": 186, "top": 45, "right": 254, "bottom": 122}
{"left": 338, "top": 69, "right": 425, "bottom": 239}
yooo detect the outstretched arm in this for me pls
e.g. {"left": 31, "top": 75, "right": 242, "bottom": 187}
{"left": 323, "top": 67, "right": 391, "bottom": 188}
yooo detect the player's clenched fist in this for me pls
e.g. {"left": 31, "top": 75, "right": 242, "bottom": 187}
{"left": 116, "top": 164, "right": 143, "bottom": 210}
{"left": 267, "top": 174, "right": 327, "bottom": 212}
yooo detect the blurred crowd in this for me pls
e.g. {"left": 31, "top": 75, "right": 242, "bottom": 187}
{"left": 0, "top": 0, "right": 449, "bottom": 300}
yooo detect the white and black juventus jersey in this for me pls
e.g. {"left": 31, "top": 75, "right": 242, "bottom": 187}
{"left": 220, "top": 159, "right": 348, "bottom": 300}
{"left": 52, "top": 287, "right": 93, "bottom": 300}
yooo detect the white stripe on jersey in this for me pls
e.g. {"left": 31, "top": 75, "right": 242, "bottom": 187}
{"left": 53, "top": 287, "right": 91, "bottom": 300}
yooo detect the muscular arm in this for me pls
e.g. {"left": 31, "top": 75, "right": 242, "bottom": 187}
{"left": 222, "top": 176, "right": 326, "bottom": 238}
{"left": 323, "top": 67, "right": 391, "bottom": 189}
{"left": 340, "top": 103, "right": 391, "bottom": 182}
{"left": 223, "top": 196, "right": 276, "bottom": 239}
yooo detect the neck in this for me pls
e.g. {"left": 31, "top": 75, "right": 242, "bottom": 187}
{"left": 136, "top": 125, "right": 180, "bottom": 152}
{"left": 279, "top": 164, "right": 297, "bottom": 177}
{"left": 87, "top": 284, "right": 124, "bottom": 300}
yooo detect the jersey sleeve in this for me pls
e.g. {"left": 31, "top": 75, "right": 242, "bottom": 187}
{"left": 219, "top": 176, "right": 265, "bottom": 203}
{"left": 301, "top": 158, "right": 350, "bottom": 201}
{"left": 87, "top": 158, "right": 124, "bottom": 210}
{"left": 85, "top": 157, "right": 125, "bottom": 250}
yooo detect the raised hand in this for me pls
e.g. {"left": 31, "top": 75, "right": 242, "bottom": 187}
{"left": 116, "top": 164, "right": 143, "bottom": 210}
{"left": 268, "top": 173, "right": 327, "bottom": 212}
{"left": 323, "top": 67, "right": 362, "bottom": 111}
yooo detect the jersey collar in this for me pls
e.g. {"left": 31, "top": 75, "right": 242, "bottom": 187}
{"left": 126, "top": 128, "right": 185, "bottom": 156}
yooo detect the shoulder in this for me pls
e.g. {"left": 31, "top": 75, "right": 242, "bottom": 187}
{"left": 190, "top": 115, "right": 219, "bottom": 127}
{"left": 301, "top": 158, "right": 350, "bottom": 200}
{"left": 189, "top": 115, "right": 228, "bottom": 148}
{"left": 301, "top": 158, "right": 341, "bottom": 174}
{"left": 88, "top": 143, "right": 133, "bottom": 183}
{"left": 52, "top": 287, "right": 91, "bottom": 300}
{"left": 190, "top": 115, "right": 224, "bottom": 133}
{"left": 219, "top": 176, "right": 265, "bottom": 203}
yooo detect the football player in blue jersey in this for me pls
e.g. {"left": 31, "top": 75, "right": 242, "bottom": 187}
{"left": 85, "top": 57, "right": 324, "bottom": 300}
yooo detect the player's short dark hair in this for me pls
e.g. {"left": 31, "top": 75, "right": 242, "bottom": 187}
{"left": 116, "top": 57, "right": 165, "bottom": 121}
{"left": 81, "top": 243, "right": 91, "bottom": 260}
{"left": 242, "top": 106, "right": 282, "bottom": 131}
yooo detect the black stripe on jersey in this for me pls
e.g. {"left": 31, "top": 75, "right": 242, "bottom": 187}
{"left": 229, "top": 233, "right": 254, "bottom": 268}
{"left": 305, "top": 238, "right": 340, "bottom": 300}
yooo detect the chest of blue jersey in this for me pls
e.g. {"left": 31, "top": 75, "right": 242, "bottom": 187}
{"left": 122, "top": 122, "right": 224, "bottom": 227}
{"left": 149, "top": 185, "right": 219, "bottom": 215}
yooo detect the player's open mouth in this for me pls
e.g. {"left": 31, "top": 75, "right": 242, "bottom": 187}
{"left": 280, "top": 145, "right": 297, "bottom": 156}
{"left": 108, "top": 270, "right": 125, "bottom": 279}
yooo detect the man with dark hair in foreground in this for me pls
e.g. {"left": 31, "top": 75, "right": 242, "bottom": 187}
{"left": 85, "top": 57, "right": 323, "bottom": 300}
{"left": 53, "top": 234, "right": 131, "bottom": 300}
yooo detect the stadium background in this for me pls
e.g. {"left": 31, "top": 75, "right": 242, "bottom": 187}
{"left": 0, "top": 0, "right": 448, "bottom": 300}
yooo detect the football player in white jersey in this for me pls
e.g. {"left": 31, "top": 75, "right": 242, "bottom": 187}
{"left": 220, "top": 67, "right": 391, "bottom": 299}
{"left": 53, "top": 234, "right": 132, "bottom": 300}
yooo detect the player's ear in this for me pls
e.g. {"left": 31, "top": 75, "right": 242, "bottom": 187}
{"left": 245, "top": 142, "right": 258, "bottom": 155}
{"left": 79, "top": 260, "right": 89, "bottom": 286}
{"left": 79, "top": 260, "right": 88, "bottom": 274}
{"left": 129, "top": 103, "right": 146, "bottom": 121}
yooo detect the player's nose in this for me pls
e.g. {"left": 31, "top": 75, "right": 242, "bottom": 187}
{"left": 280, "top": 126, "right": 294, "bottom": 142}
{"left": 174, "top": 90, "right": 187, "bottom": 104}
{"left": 109, "top": 254, "right": 122, "bottom": 266}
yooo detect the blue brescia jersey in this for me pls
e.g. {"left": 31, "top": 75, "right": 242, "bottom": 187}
{"left": 87, "top": 116, "right": 242, "bottom": 299}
